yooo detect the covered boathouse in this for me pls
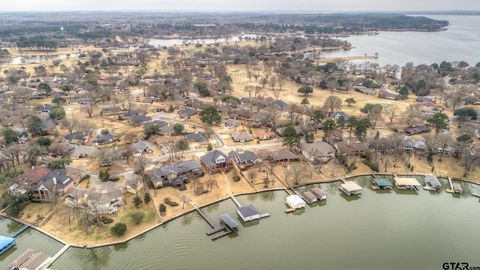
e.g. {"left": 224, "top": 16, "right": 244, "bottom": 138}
{"left": 339, "top": 181, "right": 363, "bottom": 196}
{"left": 424, "top": 175, "right": 442, "bottom": 190}
{"left": 220, "top": 214, "right": 240, "bottom": 231}
{"left": 237, "top": 205, "right": 261, "bottom": 222}
{"left": 372, "top": 178, "right": 393, "bottom": 190}
{"left": 0, "top": 235, "right": 16, "bottom": 255}
{"left": 394, "top": 177, "right": 421, "bottom": 190}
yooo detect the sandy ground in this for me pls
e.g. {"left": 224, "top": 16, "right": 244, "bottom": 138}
{"left": 39, "top": 191, "right": 158, "bottom": 246}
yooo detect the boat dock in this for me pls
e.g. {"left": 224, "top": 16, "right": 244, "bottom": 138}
{"left": 230, "top": 195, "right": 242, "bottom": 207}
{"left": 11, "top": 224, "right": 29, "bottom": 238}
{"left": 46, "top": 244, "right": 71, "bottom": 268}
{"left": 193, "top": 205, "right": 215, "bottom": 229}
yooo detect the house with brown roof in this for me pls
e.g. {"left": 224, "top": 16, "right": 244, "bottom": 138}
{"left": 200, "top": 150, "right": 233, "bottom": 173}
{"left": 253, "top": 129, "right": 275, "bottom": 140}
{"left": 231, "top": 130, "right": 254, "bottom": 142}
{"left": 257, "top": 149, "right": 298, "bottom": 162}
{"left": 335, "top": 139, "right": 368, "bottom": 156}
{"left": 9, "top": 166, "right": 53, "bottom": 195}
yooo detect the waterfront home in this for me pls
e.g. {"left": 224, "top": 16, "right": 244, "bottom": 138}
{"left": 394, "top": 177, "right": 421, "bottom": 190}
{"left": 299, "top": 141, "right": 336, "bottom": 163}
{"left": 65, "top": 187, "right": 124, "bottom": 215}
{"left": 129, "top": 114, "right": 152, "bottom": 126}
{"left": 0, "top": 236, "right": 15, "bottom": 255}
{"left": 257, "top": 149, "right": 298, "bottom": 163}
{"left": 276, "top": 125, "right": 305, "bottom": 137}
{"left": 372, "top": 178, "right": 393, "bottom": 190}
{"left": 339, "top": 181, "right": 363, "bottom": 196}
{"left": 148, "top": 160, "right": 203, "bottom": 189}
{"left": 423, "top": 175, "right": 442, "bottom": 190}
{"left": 125, "top": 178, "right": 143, "bottom": 194}
{"left": 220, "top": 214, "right": 240, "bottom": 231}
{"left": 9, "top": 166, "right": 53, "bottom": 195}
{"left": 130, "top": 140, "right": 154, "bottom": 156}
{"left": 311, "top": 188, "right": 327, "bottom": 201}
{"left": 231, "top": 130, "right": 254, "bottom": 142}
{"left": 237, "top": 205, "right": 261, "bottom": 222}
{"left": 403, "top": 136, "right": 427, "bottom": 152}
{"left": 228, "top": 150, "right": 258, "bottom": 170}
{"left": 378, "top": 89, "right": 400, "bottom": 100}
{"left": 286, "top": 195, "right": 306, "bottom": 209}
{"left": 302, "top": 191, "right": 318, "bottom": 204}
{"left": 200, "top": 150, "right": 233, "bottom": 173}
{"left": 335, "top": 139, "right": 368, "bottom": 157}
{"left": 32, "top": 169, "right": 75, "bottom": 202}
{"left": 8, "top": 248, "right": 51, "bottom": 270}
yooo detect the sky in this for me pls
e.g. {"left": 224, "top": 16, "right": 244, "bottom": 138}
{"left": 1, "top": 0, "right": 480, "bottom": 12}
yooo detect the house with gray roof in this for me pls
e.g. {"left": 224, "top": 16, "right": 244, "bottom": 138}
{"left": 237, "top": 205, "right": 261, "bottom": 222}
{"left": 231, "top": 130, "right": 254, "bottom": 142}
{"left": 185, "top": 132, "right": 208, "bottom": 143}
{"left": 130, "top": 140, "right": 154, "bottom": 156}
{"left": 32, "top": 169, "right": 75, "bottom": 202}
{"left": 299, "top": 141, "right": 336, "bottom": 163}
{"left": 200, "top": 150, "right": 233, "bottom": 173}
{"left": 178, "top": 107, "right": 198, "bottom": 118}
{"left": 148, "top": 160, "right": 203, "bottom": 189}
{"left": 228, "top": 150, "right": 258, "bottom": 170}
{"left": 65, "top": 187, "right": 124, "bottom": 215}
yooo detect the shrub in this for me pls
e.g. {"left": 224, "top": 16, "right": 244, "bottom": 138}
{"left": 101, "top": 217, "right": 113, "bottom": 224}
{"left": 110, "top": 222, "right": 127, "bottom": 236}
{"left": 233, "top": 175, "right": 241, "bottom": 182}
{"left": 144, "top": 193, "right": 151, "bottom": 203}
{"left": 130, "top": 211, "right": 144, "bottom": 225}
{"left": 159, "top": 203, "right": 167, "bottom": 213}
{"left": 133, "top": 195, "right": 142, "bottom": 208}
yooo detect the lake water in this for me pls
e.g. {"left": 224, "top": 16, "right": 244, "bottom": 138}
{"left": 0, "top": 53, "right": 78, "bottom": 65}
{"left": 322, "top": 15, "right": 480, "bottom": 66}
{"left": 148, "top": 34, "right": 262, "bottom": 47}
{"left": 41, "top": 176, "right": 480, "bottom": 270}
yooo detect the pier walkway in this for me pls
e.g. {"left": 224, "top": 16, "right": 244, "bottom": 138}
{"left": 11, "top": 224, "right": 29, "bottom": 238}
{"left": 46, "top": 244, "right": 71, "bottom": 268}
{"left": 192, "top": 204, "right": 215, "bottom": 229}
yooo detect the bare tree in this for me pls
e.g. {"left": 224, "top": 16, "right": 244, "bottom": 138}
{"left": 383, "top": 104, "right": 399, "bottom": 126}
{"left": 323, "top": 95, "right": 342, "bottom": 115}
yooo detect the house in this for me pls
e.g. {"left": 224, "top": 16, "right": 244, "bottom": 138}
{"left": 130, "top": 140, "right": 154, "bottom": 156}
{"left": 93, "top": 133, "right": 116, "bottom": 145}
{"left": 354, "top": 86, "right": 377, "bottom": 95}
{"left": 285, "top": 195, "right": 306, "bottom": 209}
{"left": 65, "top": 187, "right": 124, "bottom": 214}
{"left": 8, "top": 248, "right": 51, "bottom": 270}
{"left": 403, "top": 137, "right": 427, "bottom": 152}
{"left": 335, "top": 140, "right": 368, "bottom": 156}
{"left": 125, "top": 178, "right": 143, "bottom": 194}
{"left": 185, "top": 132, "right": 208, "bottom": 143}
{"left": 228, "top": 150, "right": 258, "bottom": 170}
{"left": 258, "top": 149, "right": 298, "bottom": 162}
{"left": 222, "top": 119, "right": 240, "bottom": 128}
{"left": 273, "top": 99, "right": 289, "bottom": 110}
{"left": 331, "top": 111, "right": 349, "bottom": 122}
{"left": 339, "top": 181, "right": 363, "bottom": 196}
{"left": 12, "top": 166, "right": 53, "bottom": 193}
{"left": 231, "top": 130, "right": 254, "bottom": 142}
{"left": 378, "top": 89, "right": 400, "bottom": 100}
{"left": 424, "top": 175, "right": 442, "bottom": 190}
{"left": 36, "top": 104, "right": 53, "bottom": 113}
{"left": 405, "top": 125, "right": 430, "bottom": 136}
{"left": 237, "top": 205, "right": 261, "bottom": 222}
{"left": 299, "top": 141, "right": 336, "bottom": 163}
{"left": 157, "top": 124, "right": 175, "bottom": 136}
{"left": 253, "top": 129, "right": 275, "bottom": 140}
{"left": 32, "top": 169, "right": 75, "bottom": 202}
{"left": 148, "top": 160, "right": 203, "bottom": 189}
{"left": 200, "top": 150, "right": 233, "bottom": 173}
{"left": 394, "top": 177, "right": 421, "bottom": 190}
{"left": 178, "top": 107, "right": 198, "bottom": 118}
{"left": 275, "top": 125, "right": 305, "bottom": 136}
{"left": 63, "top": 132, "right": 88, "bottom": 145}
{"left": 129, "top": 114, "right": 152, "bottom": 125}
{"left": 71, "top": 145, "right": 98, "bottom": 159}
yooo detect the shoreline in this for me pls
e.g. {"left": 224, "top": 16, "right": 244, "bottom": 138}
{"left": 1, "top": 172, "right": 478, "bottom": 249}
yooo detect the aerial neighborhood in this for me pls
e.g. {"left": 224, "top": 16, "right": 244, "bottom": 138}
{"left": 0, "top": 12, "right": 478, "bottom": 249}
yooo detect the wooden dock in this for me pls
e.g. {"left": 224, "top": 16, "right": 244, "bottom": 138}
{"left": 230, "top": 195, "right": 242, "bottom": 208}
{"left": 206, "top": 225, "right": 235, "bottom": 241}
{"left": 46, "top": 244, "right": 71, "bottom": 268}
{"left": 446, "top": 177, "right": 454, "bottom": 193}
{"left": 193, "top": 205, "right": 215, "bottom": 229}
{"left": 11, "top": 224, "right": 29, "bottom": 238}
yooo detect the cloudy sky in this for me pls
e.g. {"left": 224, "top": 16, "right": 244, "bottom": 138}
{"left": 1, "top": 0, "right": 479, "bottom": 12}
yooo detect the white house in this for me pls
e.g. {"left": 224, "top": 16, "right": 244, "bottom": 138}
{"left": 285, "top": 195, "right": 306, "bottom": 209}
